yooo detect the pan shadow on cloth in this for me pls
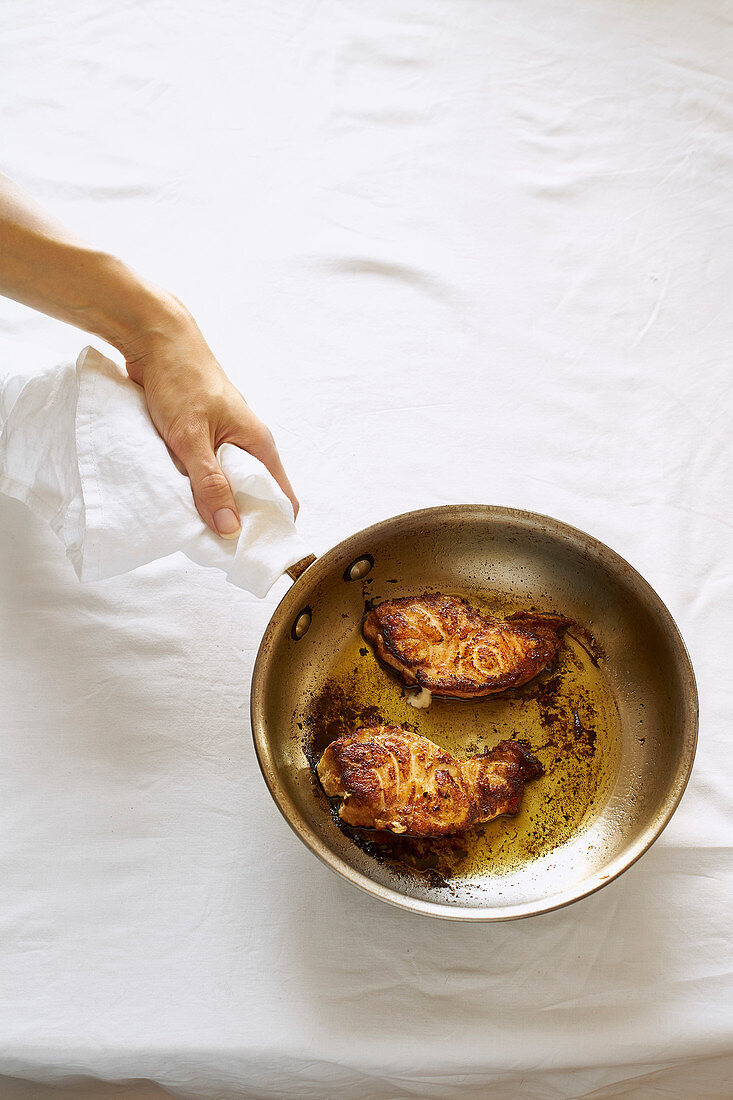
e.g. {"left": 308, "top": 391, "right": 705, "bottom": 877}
{"left": 283, "top": 839, "right": 703, "bottom": 1048}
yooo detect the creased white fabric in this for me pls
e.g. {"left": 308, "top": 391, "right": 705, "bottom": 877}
{"left": 0, "top": 1, "right": 732, "bottom": 1100}
{"left": 0, "top": 347, "right": 311, "bottom": 598}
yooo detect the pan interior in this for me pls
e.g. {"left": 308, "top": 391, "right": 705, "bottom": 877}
{"left": 252, "top": 508, "right": 696, "bottom": 918}
{"left": 304, "top": 598, "right": 621, "bottom": 884}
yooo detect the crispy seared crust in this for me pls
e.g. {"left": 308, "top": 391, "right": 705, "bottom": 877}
{"left": 363, "top": 593, "right": 569, "bottom": 698}
{"left": 317, "top": 725, "right": 543, "bottom": 836}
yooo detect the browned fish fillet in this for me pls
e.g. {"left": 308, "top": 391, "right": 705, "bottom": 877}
{"left": 317, "top": 725, "right": 542, "bottom": 836}
{"left": 363, "top": 593, "right": 569, "bottom": 698}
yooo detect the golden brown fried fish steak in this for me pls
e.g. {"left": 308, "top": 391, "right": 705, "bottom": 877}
{"left": 317, "top": 725, "right": 543, "bottom": 836}
{"left": 363, "top": 593, "right": 569, "bottom": 698}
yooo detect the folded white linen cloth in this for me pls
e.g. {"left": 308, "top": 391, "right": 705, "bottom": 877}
{"left": 0, "top": 346, "right": 312, "bottom": 597}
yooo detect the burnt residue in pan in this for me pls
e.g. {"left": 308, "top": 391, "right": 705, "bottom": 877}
{"left": 301, "top": 681, "right": 385, "bottom": 771}
{"left": 507, "top": 674, "right": 599, "bottom": 761}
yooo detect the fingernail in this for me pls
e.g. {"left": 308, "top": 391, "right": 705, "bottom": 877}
{"left": 214, "top": 508, "right": 241, "bottom": 539}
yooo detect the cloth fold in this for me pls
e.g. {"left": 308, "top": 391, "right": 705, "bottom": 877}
{"left": 0, "top": 346, "right": 311, "bottom": 597}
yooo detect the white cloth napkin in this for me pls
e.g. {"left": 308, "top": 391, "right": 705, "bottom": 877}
{"left": 0, "top": 346, "right": 312, "bottom": 597}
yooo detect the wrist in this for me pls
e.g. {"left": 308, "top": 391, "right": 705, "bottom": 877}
{"left": 80, "top": 253, "right": 196, "bottom": 380}
{"left": 75, "top": 251, "right": 212, "bottom": 387}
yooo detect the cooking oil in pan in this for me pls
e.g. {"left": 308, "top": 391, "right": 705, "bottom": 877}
{"left": 302, "top": 608, "right": 620, "bottom": 884}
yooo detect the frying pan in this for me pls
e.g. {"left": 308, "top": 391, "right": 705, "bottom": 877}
{"left": 250, "top": 505, "right": 698, "bottom": 921}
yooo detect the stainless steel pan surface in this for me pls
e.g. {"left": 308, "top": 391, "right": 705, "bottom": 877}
{"left": 250, "top": 505, "right": 698, "bottom": 921}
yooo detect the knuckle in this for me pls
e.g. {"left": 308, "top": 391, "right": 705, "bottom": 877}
{"left": 196, "top": 470, "right": 232, "bottom": 498}
{"left": 249, "top": 421, "right": 275, "bottom": 454}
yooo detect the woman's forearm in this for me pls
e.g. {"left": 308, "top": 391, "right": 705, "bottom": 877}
{"left": 0, "top": 172, "right": 176, "bottom": 357}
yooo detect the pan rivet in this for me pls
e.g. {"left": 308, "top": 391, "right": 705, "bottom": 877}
{"left": 345, "top": 555, "right": 374, "bottom": 581}
{"left": 292, "top": 608, "right": 312, "bottom": 640}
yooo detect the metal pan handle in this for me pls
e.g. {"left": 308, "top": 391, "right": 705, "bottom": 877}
{"left": 285, "top": 554, "right": 318, "bottom": 582}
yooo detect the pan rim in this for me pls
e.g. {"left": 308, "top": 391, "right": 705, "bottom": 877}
{"left": 250, "top": 504, "right": 699, "bottom": 921}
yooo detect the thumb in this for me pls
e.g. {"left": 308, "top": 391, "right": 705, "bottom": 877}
{"left": 180, "top": 437, "right": 242, "bottom": 539}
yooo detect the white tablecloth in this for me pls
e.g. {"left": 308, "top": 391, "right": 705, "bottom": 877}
{"left": 1, "top": 2, "right": 731, "bottom": 1098}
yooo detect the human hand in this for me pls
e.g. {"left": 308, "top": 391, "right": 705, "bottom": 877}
{"left": 124, "top": 299, "right": 298, "bottom": 538}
